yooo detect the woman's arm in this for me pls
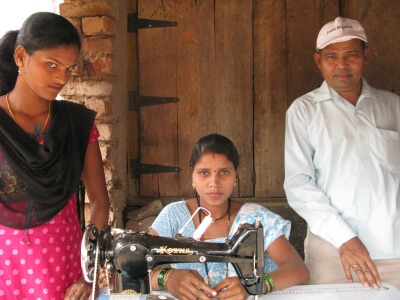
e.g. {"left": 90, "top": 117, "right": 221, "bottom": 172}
{"left": 215, "top": 236, "right": 309, "bottom": 299}
{"left": 65, "top": 140, "right": 110, "bottom": 299}
{"left": 266, "top": 235, "right": 310, "bottom": 290}
{"left": 81, "top": 140, "right": 110, "bottom": 229}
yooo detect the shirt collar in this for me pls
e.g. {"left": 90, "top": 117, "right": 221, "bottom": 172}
{"left": 313, "top": 78, "right": 381, "bottom": 104}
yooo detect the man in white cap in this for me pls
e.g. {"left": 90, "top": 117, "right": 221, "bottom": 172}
{"left": 284, "top": 17, "right": 400, "bottom": 290}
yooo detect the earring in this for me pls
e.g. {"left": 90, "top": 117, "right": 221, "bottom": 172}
{"left": 17, "top": 62, "right": 22, "bottom": 76}
{"left": 234, "top": 177, "right": 239, "bottom": 187}
{"left": 192, "top": 181, "right": 196, "bottom": 189}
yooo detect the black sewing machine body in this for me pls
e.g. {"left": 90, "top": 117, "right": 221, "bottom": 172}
{"left": 81, "top": 222, "right": 265, "bottom": 296}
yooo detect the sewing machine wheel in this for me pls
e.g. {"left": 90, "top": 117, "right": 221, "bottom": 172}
{"left": 81, "top": 224, "right": 99, "bottom": 283}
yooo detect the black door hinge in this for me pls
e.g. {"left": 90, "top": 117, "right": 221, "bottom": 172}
{"left": 129, "top": 91, "right": 179, "bottom": 111}
{"left": 130, "top": 159, "right": 181, "bottom": 179}
{"left": 128, "top": 13, "right": 177, "bottom": 33}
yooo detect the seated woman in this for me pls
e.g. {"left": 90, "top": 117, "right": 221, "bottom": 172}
{"left": 149, "top": 133, "right": 309, "bottom": 299}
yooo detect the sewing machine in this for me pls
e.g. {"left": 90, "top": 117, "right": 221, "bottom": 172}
{"left": 81, "top": 220, "right": 265, "bottom": 298}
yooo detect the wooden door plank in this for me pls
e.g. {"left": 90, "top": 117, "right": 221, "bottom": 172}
{"left": 176, "top": 0, "right": 253, "bottom": 197}
{"left": 286, "top": 0, "right": 339, "bottom": 106}
{"left": 175, "top": 0, "right": 216, "bottom": 197}
{"left": 254, "top": 0, "right": 339, "bottom": 198}
{"left": 253, "top": 0, "right": 287, "bottom": 197}
{"left": 342, "top": 0, "right": 400, "bottom": 95}
{"left": 138, "top": 0, "right": 179, "bottom": 196}
{"left": 214, "top": 1, "right": 253, "bottom": 197}
{"left": 127, "top": 1, "right": 139, "bottom": 198}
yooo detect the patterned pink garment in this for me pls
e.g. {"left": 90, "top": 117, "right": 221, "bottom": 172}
{"left": 0, "top": 124, "right": 100, "bottom": 300}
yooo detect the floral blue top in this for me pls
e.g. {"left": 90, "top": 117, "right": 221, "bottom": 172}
{"left": 150, "top": 201, "right": 291, "bottom": 287}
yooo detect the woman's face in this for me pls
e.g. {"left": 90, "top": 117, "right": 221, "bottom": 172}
{"left": 192, "top": 152, "right": 237, "bottom": 207}
{"left": 20, "top": 44, "right": 79, "bottom": 100}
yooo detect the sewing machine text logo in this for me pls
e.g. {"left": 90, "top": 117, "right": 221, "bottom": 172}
{"left": 156, "top": 246, "right": 194, "bottom": 255}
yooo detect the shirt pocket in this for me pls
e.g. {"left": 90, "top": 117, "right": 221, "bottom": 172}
{"left": 370, "top": 128, "right": 400, "bottom": 172}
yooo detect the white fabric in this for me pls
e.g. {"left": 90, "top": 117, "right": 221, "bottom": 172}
{"left": 304, "top": 229, "right": 400, "bottom": 290}
{"left": 284, "top": 79, "right": 400, "bottom": 259}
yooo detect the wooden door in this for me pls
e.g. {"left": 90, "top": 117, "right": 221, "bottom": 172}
{"left": 137, "top": 0, "right": 253, "bottom": 198}
{"left": 252, "top": 0, "right": 339, "bottom": 199}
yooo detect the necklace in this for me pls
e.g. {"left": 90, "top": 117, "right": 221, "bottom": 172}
{"left": 6, "top": 92, "right": 51, "bottom": 134}
{"left": 197, "top": 195, "right": 231, "bottom": 224}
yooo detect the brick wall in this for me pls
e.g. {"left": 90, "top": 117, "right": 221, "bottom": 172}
{"left": 59, "top": 0, "right": 129, "bottom": 227}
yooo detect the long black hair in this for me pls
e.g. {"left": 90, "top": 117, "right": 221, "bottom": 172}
{"left": 189, "top": 133, "right": 240, "bottom": 170}
{"left": 0, "top": 12, "right": 81, "bottom": 95}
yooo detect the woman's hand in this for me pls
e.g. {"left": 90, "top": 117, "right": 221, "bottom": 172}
{"left": 165, "top": 269, "right": 217, "bottom": 300}
{"left": 213, "top": 276, "right": 249, "bottom": 300}
{"left": 64, "top": 277, "right": 91, "bottom": 300}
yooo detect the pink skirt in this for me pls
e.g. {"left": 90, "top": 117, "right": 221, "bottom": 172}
{"left": 0, "top": 196, "right": 83, "bottom": 300}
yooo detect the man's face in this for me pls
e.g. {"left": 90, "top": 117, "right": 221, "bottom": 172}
{"left": 314, "top": 39, "right": 369, "bottom": 95}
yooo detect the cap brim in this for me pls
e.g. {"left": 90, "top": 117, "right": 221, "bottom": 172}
{"left": 317, "top": 35, "right": 368, "bottom": 50}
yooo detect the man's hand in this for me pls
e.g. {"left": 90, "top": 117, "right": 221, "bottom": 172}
{"left": 338, "top": 237, "right": 381, "bottom": 289}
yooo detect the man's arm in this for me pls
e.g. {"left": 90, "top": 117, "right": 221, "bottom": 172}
{"left": 284, "top": 103, "right": 355, "bottom": 247}
{"left": 283, "top": 103, "right": 380, "bottom": 288}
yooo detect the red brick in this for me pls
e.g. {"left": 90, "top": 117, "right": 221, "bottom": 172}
{"left": 82, "top": 37, "right": 113, "bottom": 56}
{"left": 60, "top": 2, "right": 112, "bottom": 18}
{"left": 87, "top": 56, "right": 113, "bottom": 76}
{"left": 82, "top": 16, "right": 114, "bottom": 36}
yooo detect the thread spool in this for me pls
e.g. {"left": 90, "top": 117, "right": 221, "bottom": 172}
{"left": 193, "top": 215, "right": 213, "bottom": 241}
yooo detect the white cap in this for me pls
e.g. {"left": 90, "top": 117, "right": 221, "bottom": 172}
{"left": 316, "top": 17, "right": 368, "bottom": 50}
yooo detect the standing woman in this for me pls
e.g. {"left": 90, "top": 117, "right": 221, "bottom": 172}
{"left": 149, "top": 134, "right": 309, "bottom": 300}
{"left": 0, "top": 12, "right": 110, "bottom": 299}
